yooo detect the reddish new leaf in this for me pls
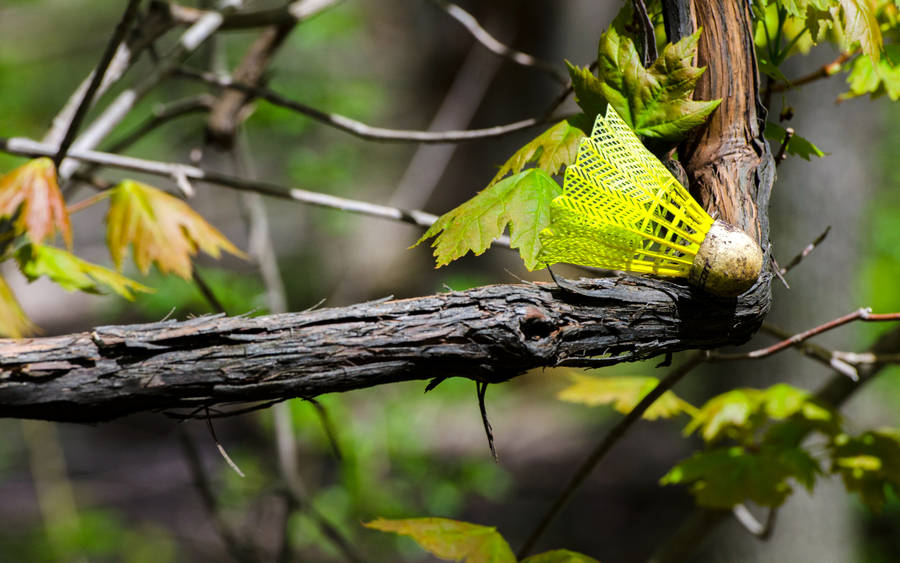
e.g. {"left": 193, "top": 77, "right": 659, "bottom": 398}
{"left": 106, "top": 180, "right": 245, "bottom": 279}
{"left": 0, "top": 157, "right": 72, "bottom": 248}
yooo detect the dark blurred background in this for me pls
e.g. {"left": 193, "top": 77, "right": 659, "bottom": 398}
{"left": 1, "top": 1, "right": 899, "bottom": 561}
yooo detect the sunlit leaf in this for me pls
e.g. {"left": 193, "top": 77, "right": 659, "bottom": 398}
{"left": 764, "top": 122, "right": 826, "bottom": 160}
{"left": 684, "top": 384, "right": 837, "bottom": 444}
{"left": 830, "top": 429, "right": 900, "bottom": 512}
{"left": 661, "top": 444, "right": 821, "bottom": 508}
{"left": 414, "top": 169, "right": 561, "bottom": 270}
{"left": 364, "top": 517, "right": 516, "bottom": 563}
{"left": 106, "top": 180, "right": 246, "bottom": 279}
{"left": 839, "top": 0, "right": 882, "bottom": 61}
{"left": 840, "top": 45, "right": 900, "bottom": 101}
{"left": 490, "top": 119, "right": 585, "bottom": 185}
{"left": 0, "top": 157, "right": 71, "bottom": 248}
{"left": 0, "top": 274, "right": 35, "bottom": 338}
{"left": 521, "top": 549, "right": 601, "bottom": 563}
{"left": 15, "top": 244, "right": 152, "bottom": 300}
{"left": 557, "top": 373, "right": 695, "bottom": 420}
{"left": 568, "top": 27, "right": 721, "bottom": 142}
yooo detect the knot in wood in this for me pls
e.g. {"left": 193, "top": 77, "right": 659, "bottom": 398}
{"left": 519, "top": 306, "right": 555, "bottom": 341}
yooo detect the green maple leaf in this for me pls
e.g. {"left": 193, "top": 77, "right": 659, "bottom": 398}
{"left": 557, "top": 373, "right": 695, "bottom": 420}
{"left": 15, "top": 244, "right": 152, "bottom": 300}
{"left": 684, "top": 384, "right": 837, "bottom": 444}
{"left": 364, "top": 517, "right": 515, "bottom": 563}
{"left": 567, "top": 27, "right": 721, "bottom": 141}
{"left": 413, "top": 169, "right": 561, "bottom": 270}
{"left": 661, "top": 444, "right": 821, "bottom": 508}
{"left": 840, "top": 45, "right": 900, "bottom": 101}
{"left": 489, "top": 119, "right": 585, "bottom": 185}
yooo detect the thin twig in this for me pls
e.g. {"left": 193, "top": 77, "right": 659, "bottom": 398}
{"left": 0, "top": 137, "right": 513, "bottom": 247}
{"left": 177, "top": 426, "right": 255, "bottom": 562}
{"left": 52, "top": 0, "right": 142, "bottom": 169}
{"left": 176, "top": 67, "right": 562, "bottom": 143}
{"left": 774, "top": 127, "right": 794, "bottom": 165}
{"left": 193, "top": 269, "right": 228, "bottom": 314}
{"left": 517, "top": 351, "right": 706, "bottom": 558}
{"left": 760, "top": 322, "right": 858, "bottom": 380}
{"left": 58, "top": 0, "right": 243, "bottom": 180}
{"left": 427, "top": 0, "right": 566, "bottom": 83}
{"left": 779, "top": 226, "right": 831, "bottom": 276}
{"left": 105, "top": 95, "right": 215, "bottom": 154}
{"left": 305, "top": 398, "right": 344, "bottom": 461}
{"left": 632, "top": 0, "right": 658, "bottom": 66}
{"left": 732, "top": 504, "right": 777, "bottom": 539}
{"left": 767, "top": 51, "right": 854, "bottom": 95}
{"left": 42, "top": 5, "right": 177, "bottom": 147}
{"left": 274, "top": 400, "right": 368, "bottom": 563}
{"left": 710, "top": 308, "right": 900, "bottom": 363}
{"left": 205, "top": 407, "right": 246, "bottom": 477}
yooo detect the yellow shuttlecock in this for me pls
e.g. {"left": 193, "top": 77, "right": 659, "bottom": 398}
{"left": 538, "top": 106, "right": 762, "bottom": 297}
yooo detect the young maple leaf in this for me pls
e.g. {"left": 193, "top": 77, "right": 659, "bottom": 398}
{"left": 106, "top": 180, "right": 246, "bottom": 279}
{"left": 567, "top": 27, "right": 721, "bottom": 142}
{"left": 0, "top": 157, "right": 72, "bottom": 248}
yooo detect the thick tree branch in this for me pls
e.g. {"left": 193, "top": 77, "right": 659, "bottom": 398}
{"left": 0, "top": 276, "right": 770, "bottom": 423}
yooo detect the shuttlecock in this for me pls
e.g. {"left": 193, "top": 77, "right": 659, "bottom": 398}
{"left": 538, "top": 106, "right": 762, "bottom": 297}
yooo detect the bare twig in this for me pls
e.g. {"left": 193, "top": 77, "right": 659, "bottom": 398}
{"left": 732, "top": 504, "right": 777, "bottom": 539}
{"left": 176, "top": 68, "right": 562, "bottom": 143}
{"left": 767, "top": 51, "right": 854, "bottom": 95}
{"left": 710, "top": 308, "right": 900, "bottom": 364}
{"left": 43, "top": 6, "right": 178, "bottom": 147}
{"left": 273, "top": 400, "right": 368, "bottom": 563}
{"left": 0, "top": 137, "right": 512, "bottom": 248}
{"left": 167, "top": 0, "right": 340, "bottom": 29}
{"left": 193, "top": 270, "right": 228, "bottom": 315}
{"left": 204, "top": 408, "right": 245, "bottom": 477}
{"left": 774, "top": 126, "right": 794, "bottom": 165}
{"left": 779, "top": 226, "right": 831, "bottom": 276}
{"left": 517, "top": 351, "right": 706, "bottom": 558}
{"left": 52, "top": 0, "right": 143, "bottom": 169}
{"left": 58, "top": 1, "right": 243, "bottom": 180}
{"left": 760, "top": 322, "right": 858, "bottom": 380}
{"left": 105, "top": 95, "right": 215, "bottom": 154}
{"left": 632, "top": 0, "right": 658, "bottom": 66}
{"left": 177, "top": 426, "right": 254, "bottom": 562}
{"left": 427, "top": 0, "right": 566, "bottom": 83}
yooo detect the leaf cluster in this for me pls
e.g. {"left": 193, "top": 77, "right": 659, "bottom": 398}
{"left": 0, "top": 159, "right": 245, "bottom": 336}
{"left": 655, "top": 383, "right": 900, "bottom": 512}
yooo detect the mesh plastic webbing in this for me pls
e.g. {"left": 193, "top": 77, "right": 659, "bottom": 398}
{"left": 538, "top": 106, "right": 714, "bottom": 276}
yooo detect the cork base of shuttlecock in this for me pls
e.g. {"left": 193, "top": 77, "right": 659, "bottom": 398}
{"left": 689, "top": 220, "right": 763, "bottom": 297}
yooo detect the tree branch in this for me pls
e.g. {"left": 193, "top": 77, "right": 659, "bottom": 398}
{"left": 177, "top": 68, "right": 560, "bottom": 143}
{"left": 0, "top": 275, "right": 770, "bottom": 423}
{"left": 426, "top": 0, "right": 566, "bottom": 83}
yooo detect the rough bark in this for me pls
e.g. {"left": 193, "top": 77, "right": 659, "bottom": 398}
{"left": 0, "top": 275, "right": 770, "bottom": 422}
